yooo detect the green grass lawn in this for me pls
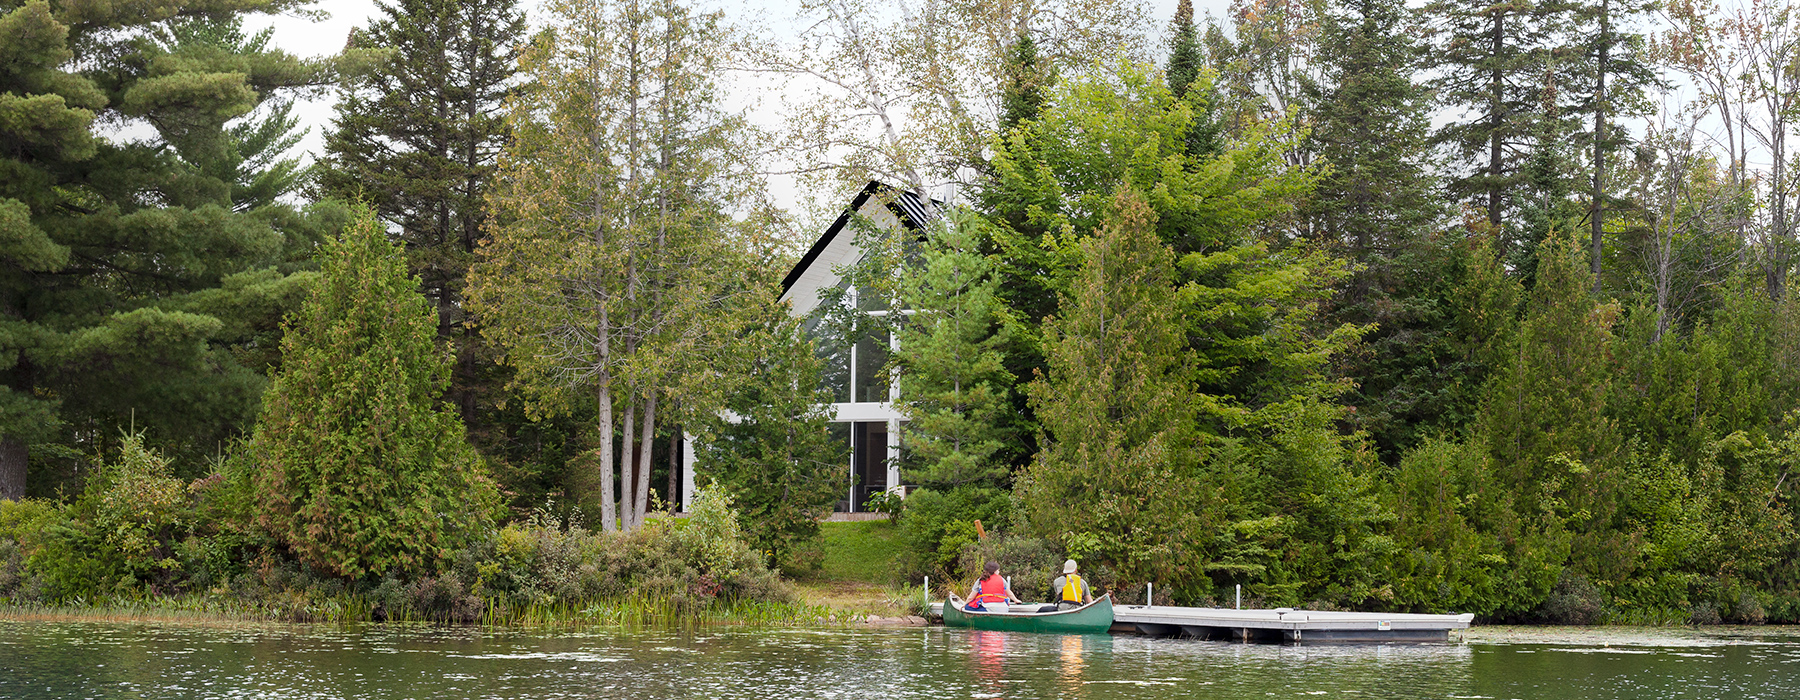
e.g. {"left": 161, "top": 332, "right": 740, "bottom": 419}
{"left": 811, "top": 520, "right": 902, "bottom": 584}
{"left": 789, "top": 520, "right": 929, "bottom": 617}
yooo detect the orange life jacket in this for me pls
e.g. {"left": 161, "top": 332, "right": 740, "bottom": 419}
{"left": 976, "top": 575, "right": 1009, "bottom": 604}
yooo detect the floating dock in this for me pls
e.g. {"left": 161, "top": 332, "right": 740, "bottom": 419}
{"left": 929, "top": 603, "right": 1473, "bottom": 644}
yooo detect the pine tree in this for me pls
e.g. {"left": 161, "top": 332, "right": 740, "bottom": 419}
{"left": 318, "top": 0, "right": 525, "bottom": 426}
{"left": 248, "top": 206, "right": 498, "bottom": 579}
{"left": 893, "top": 210, "right": 1020, "bottom": 491}
{"left": 1426, "top": 0, "right": 1569, "bottom": 239}
{"left": 1016, "top": 187, "right": 1208, "bottom": 590}
{"left": 155, "top": 17, "right": 313, "bottom": 211}
{"left": 0, "top": 0, "right": 339, "bottom": 499}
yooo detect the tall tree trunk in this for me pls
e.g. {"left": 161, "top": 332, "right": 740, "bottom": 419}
{"left": 620, "top": 395, "right": 638, "bottom": 530}
{"left": 0, "top": 436, "right": 25, "bottom": 501}
{"left": 635, "top": 391, "right": 658, "bottom": 524}
{"left": 596, "top": 379, "right": 616, "bottom": 531}
{"left": 1771, "top": 116, "right": 1789, "bottom": 300}
{"left": 1590, "top": 0, "right": 1608, "bottom": 293}
{"left": 1488, "top": 11, "right": 1506, "bottom": 232}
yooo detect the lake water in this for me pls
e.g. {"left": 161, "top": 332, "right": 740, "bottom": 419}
{"left": 2, "top": 620, "right": 1796, "bottom": 699}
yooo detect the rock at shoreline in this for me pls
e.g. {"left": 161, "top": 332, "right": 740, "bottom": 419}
{"left": 863, "top": 615, "right": 928, "bottom": 626}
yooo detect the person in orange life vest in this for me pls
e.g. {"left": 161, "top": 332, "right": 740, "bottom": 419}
{"left": 1050, "top": 559, "right": 1092, "bottom": 610}
{"left": 964, "top": 560, "right": 1022, "bottom": 613}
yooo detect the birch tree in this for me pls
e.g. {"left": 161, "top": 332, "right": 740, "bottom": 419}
{"left": 471, "top": 0, "right": 766, "bottom": 531}
{"left": 1665, "top": 0, "right": 1800, "bottom": 298}
{"left": 745, "top": 0, "right": 1151, "bottom": 204}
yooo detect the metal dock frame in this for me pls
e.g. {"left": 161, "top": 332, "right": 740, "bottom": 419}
{"left": 1112, "top": 605, "right": 1474, "bottom": 643}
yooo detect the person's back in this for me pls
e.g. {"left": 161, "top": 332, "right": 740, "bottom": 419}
{"left": 1050, "top": 559, "right": 1093, "bottom": 610}
{"left": 967, "top": 561, "right": 1018, "bottom": 613}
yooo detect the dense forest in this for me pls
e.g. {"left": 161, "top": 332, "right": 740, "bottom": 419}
{"left": 4, "top": 0, "right": 1800, "bottom": 625}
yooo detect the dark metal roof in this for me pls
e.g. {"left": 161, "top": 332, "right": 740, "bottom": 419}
{"left": 780, "top": 180, "right": 942, "bottom": 293}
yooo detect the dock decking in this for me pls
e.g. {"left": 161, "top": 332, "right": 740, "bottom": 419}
{"left": 929, "top": 603, "right": 1473, "bottom": 644}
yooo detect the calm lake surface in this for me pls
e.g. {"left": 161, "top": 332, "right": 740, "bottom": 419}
{"left": 2, "top": 620, "right": 1796, "bottom": 699}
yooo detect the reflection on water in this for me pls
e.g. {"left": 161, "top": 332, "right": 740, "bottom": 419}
{"left": 1, "top": 620, "right": 1798, "bottom": 699}
{"left": 1058, "top": 633, "right": 1088, "bottom": 697}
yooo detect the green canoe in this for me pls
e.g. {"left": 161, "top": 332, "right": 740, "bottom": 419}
{"left": 942, "top": 593, "right": 1114, "bottom": 634}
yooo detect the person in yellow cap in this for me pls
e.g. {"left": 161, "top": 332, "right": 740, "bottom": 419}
{"left": 1051, "top": 559, "right": 1092, "bottom": 610}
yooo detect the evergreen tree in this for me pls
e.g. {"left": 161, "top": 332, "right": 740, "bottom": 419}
{"left": 1166, "top": 0, "right": 1204, "bottom": 99}
{"left": 0, "top": 0, "right": 340, "bottom": 499}
{"left": 1426, "top": 0, "right": 1568, "bottom": 239}
{"left": 697, "top": 311, "right": 847, "bottom": 570}
{"left": 1567, "top": 0, "right": 1660, "bottom": 290}
{"left": 893, "top": 210, "right": 1021, "bottom": 491}
{"left": 248, "top": 206, "right": 498, "bottom": 579}
{"left": 1165, "top": 0, "right": 1223, "bottom": 156}
{"left": 997, "top": 32, "right": 1050, "bottom": 134}
{"left": 1479, "top": 230, "right": 1623, "bottom": 586}
{"left": 1302, "top": 0, "right": 1450, "bottom": 458}
{"left": 1304, "top": 0, "right": 1436, "bottom": 256}
{"left": 155, "top": 17, "right": 313, "bottom": 211}
{"left": 471, "top": 0, "right": 765, "bottom": 531}
{"left": 1016, "top": 187, "right": 1209, "bottom": 591}
{"left": 318, "top": 0, "right": 525, "bottom": 426}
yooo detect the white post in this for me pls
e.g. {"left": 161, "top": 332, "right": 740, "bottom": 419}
{"left": 1146, "top": 582, "right": 1153, "bottom": 608}
{"left": 924, "top": 576, "right": 929, "bottom": 610}
{"left": 1235, "top": 584, "right": 1242, "bottom": 610}
{"left": 886, "top": 417, "right": 902, "bottom": 497}
{"left": 681, "top": 433, "right": 697, "bottom": 512}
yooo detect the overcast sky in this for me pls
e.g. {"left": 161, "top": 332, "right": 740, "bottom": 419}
{"left": 238, "top": 0, "right": 1224, "bottom": 215}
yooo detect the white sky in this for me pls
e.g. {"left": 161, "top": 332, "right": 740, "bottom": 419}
{"left": 242, "top": 0, "right": 1222, "bottom": 218}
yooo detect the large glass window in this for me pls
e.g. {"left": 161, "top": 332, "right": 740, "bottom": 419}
{"left": 803, "top": 313, "right": 850, "bottom": 402}
{"left": 806, "top": 284, "right": 897, "bottom": 404}
{"left": 854, "top": 333, "right": 890, "bottom": 403}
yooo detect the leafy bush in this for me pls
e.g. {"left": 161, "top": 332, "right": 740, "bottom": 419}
{"left": 249, "top": 206, "right": 500, "bottom": 579}
{"left": 894, "top": 486, "right": 1011, "bottom": 580}
{"left": 79, "top": 435, "right": 192, "bottom": 589}
{"left": 956, "top": 534, "right": 1063, "bottom": 602}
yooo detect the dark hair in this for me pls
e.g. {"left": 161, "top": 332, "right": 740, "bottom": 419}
{"left": 979, "top": 560, "right": 1000, "bottom": 583}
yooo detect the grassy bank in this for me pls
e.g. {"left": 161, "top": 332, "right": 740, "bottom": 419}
{"left": 0, "top": 521, "right": 915, "bottom": 628}
{"left": 789, "top": 520, "right": 929, "bottom": 619}
{"left": 0, "top": 592, "right": 853, "bottom": 628}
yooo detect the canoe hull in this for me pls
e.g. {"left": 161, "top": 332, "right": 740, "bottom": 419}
{"left": 942, "top": 594, "right": 1114, "bottom": 634}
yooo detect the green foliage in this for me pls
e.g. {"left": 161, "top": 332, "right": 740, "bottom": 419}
{"left": 894, "top": 210, "right": 1022, "bottom": 490}
{"left": 318, "top": 0, "right": 526, "bottom": 478}
{"left": 1016, "top": 187, "right": 1212, "bottom": 592}
{"left": 471, "top": 0, "right": 766, "bottom": 531}
{"left": 955, "top": 533, "right": 1063, "bottom": 601}
{"left": 75, "top": 435, "right": 193, "bottom": 589}
{"left": 0, "top": 0, "right": 343, "bottom": 498}
{"left": 696, "top": 311, "right": 848, "bottom": 571}
{"left": 896, "top": 486, "right": 1013, "bottom": 579}
{"left": 996, "top": 31, "right": 1051, "bottom": 133}
{"left": 249, "top": 206, "right": 499, "bottom": 579}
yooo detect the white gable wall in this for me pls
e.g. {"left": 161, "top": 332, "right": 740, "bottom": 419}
{"left": 689, "top": 191, "right": 914, "bottom": 514}
{"left": 778, "top": 198, "right": 904, "bottom": 318}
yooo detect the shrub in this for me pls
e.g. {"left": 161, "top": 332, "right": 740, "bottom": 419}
{"left": 895, "top": 486, "right": 1011, "bottom": 580}
{"left": 79, "top": 435, "right": 192, "bottom": 589}
{"left": 1537, "top": 571, "right": 1604, "bottom": 624}
{"left": 956, "top": 534, "right": 1063, "bottom": 602}
{"left": 248, "top": 206, "right": 500, "bottom": 579}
